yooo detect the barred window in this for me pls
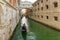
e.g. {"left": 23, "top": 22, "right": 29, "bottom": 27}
{"left": 54, "top": 16, "right": 58, "bottom": 21}
{"left": 53, "top": 2, "right": 58, "bottom": 7}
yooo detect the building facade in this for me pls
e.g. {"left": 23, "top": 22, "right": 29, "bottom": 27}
{"left": 0, "top": 0, "right": 20, "bottom": 40}
{"left": 30, "top": 0, "right": 60, "bottom": 30}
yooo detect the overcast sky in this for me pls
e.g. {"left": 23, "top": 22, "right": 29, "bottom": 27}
{"left": 21, "top": 0, "right": 37, "bottom": 3}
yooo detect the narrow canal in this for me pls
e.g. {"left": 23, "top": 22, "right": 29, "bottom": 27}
{"left": 11, "top": 17, "right": 36, "bottom": 40}
{"left": 11, "top": 17, "right": 60, "bottom": 40}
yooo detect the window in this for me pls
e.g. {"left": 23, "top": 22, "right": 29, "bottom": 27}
{"left": 54, "top": 16, "right": 58, "bottom": 21}
{"left": 46, "top": 0, "right": 48, "bottom": 1}
{"left": 41, "top": 7, "right": 43, "bottom": 10}
{"left": 38, "top": 8, "right": 39, "bottom": 10}
{"left": 46, "top": 16, "right": 49, "bottom": 19}
{"left": 38, "top": 15, "right": 39, "bottom": 17}
{"left": 41, "top": 15, "right": 43, "bottom": 18}
{"left": 53, "top": 2, "right": 58, "bottom": 7}
{"left": 46, "top": 5, "right": 48, "bottom": 9}
{"left": 38, "top": 3, "right": 39, "bottom": 5}
{"left": 41, "top": 0, "right": 43, "bottom": 3}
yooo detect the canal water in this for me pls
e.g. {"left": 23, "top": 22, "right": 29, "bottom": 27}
{"left": 11, "top": 17, "right": 60, "bottom": 40}
{"left": 11, "top": 16, "right": 36, "bottom": 40}
{"left": 29, "top": 18, "right": 60, "bottom": 40}
{"left": 21, "top": 16, "right": 36, "bottom": 40}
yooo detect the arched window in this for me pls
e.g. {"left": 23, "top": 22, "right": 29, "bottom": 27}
{"left": 53, "top": 2, "right": 58, "bottom": 7}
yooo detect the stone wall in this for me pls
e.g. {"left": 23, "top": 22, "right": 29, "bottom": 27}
{"left": 30, "top": 0, "right": 60, "bottom": 30}
{"left": 0, "top": 0, "right": 20, "bottom": 40}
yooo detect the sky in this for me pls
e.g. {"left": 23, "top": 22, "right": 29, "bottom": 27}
{"left": 21, "top": 0, "right": 37, "bottom": 3}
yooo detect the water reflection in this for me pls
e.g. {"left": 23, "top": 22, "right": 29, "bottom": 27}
{"left": 27, "top": 32, "right": 36, "bottom": 40}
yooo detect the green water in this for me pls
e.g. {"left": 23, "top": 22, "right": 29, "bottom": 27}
{"left": 29, "top": 19, "right": 60, "bottom": 40}
{"left": 10, "top": 21, "right": 24, "bottom": 40}
{"left": 11, "top": 19, "right": 60, "bottom": 40}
